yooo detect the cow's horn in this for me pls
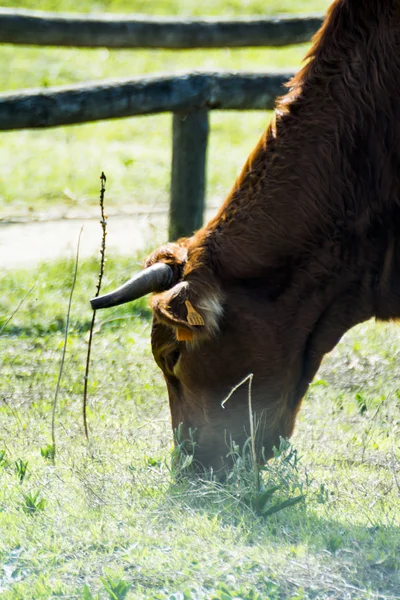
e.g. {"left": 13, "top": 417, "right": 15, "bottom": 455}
{"left": 90, "top": 262, "right": 173, "bottom": 310}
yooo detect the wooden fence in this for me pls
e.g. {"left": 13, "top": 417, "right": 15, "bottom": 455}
{"left": 0, "top": 8, "right": 322, "bottom": 239}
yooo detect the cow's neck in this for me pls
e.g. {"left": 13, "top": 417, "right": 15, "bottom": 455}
{"left": 189, "top": 0, "right": 400, "bottom": 309}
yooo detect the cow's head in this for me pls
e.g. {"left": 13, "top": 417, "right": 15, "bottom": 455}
{"left": 91, "top": 225, "right": 378, "bottom": 474}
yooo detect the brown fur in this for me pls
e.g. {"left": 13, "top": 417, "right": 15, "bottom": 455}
{"left": 145, "top": 0, "right": 400, "bottom": 473}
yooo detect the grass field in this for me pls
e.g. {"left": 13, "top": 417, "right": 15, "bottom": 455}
{"left": 1, "top": 0, "right": 400, "bottom": 598}
{"left": 0, "top": 258, "right": 399, "bottom": 599}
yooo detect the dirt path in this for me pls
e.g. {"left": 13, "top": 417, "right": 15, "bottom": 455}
{"left": 0, "top": 213, "right": 168, "bottom": 269}
{"left": 0, "top": 205, "right": 220, "bottom": 269}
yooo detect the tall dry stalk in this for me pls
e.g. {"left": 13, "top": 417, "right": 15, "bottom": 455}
{"left": 221, "top": 373, "right": 258, "bottom": 486}
{"left": 83, "top": 172, "right": 107, "bottom": 440}
{"left": 52, "top": 227, "right": 83, "bottom": 460}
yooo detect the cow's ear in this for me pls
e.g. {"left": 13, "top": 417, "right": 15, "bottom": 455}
{"left": 151, "top": 281, "right": 223, "bottom": 342}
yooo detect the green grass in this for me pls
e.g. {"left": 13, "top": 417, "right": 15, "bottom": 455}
{"left": 0, "top": 0, "right": 331, "bottom": 218}
{"left": 0, "top": 257, "right": 399, "bottom": 599}
{"left": 1, "top": 0, "right": 329, "bottom": 16}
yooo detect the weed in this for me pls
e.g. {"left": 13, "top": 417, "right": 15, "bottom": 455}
{"left": 224, "top": 437, "right": 309, "bottom": 518}
{"left": 100, "top": 571, "right": 131, "bottom": 600}
{"left": 80, "top": 584, "right": 100, "bottom": 600}
{"left": 326, "top": 535, "right": 343, "bottom": 553}
{"left": 144, "top": 455, "right": 163, "bottom": 469}
{"left": 0, "top": 449, "right": 9, "bottom": 469}
{"left": 212, "top": 581, "right": 281, "bottom": 600}
{"left": 19, "top": 491, "right": 46, "bottom": 516}
{"left": 171, "top": 423, "right": 196, "bottom": 478}
{"left": 14, "top": 459, "right": 28, "bottom": 483}
{"left": 355, "top": 392, "right": 368, "bottom": 415}
{"left": 40, "top": 444, "right": 55, "bottom": 460}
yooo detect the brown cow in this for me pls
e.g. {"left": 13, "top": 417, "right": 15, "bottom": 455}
{"left": 92, "top": 0, "right": 400, "bottom": 473}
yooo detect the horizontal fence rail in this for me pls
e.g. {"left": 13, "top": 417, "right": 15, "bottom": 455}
{"left": 0, "top": 70, "right": 296, "bottom": 238}
{"left": 0, "top": 8, "right": 323, "bottom": 49}
{"left": 0, "top": 71, "right": 294, "bottom": 131}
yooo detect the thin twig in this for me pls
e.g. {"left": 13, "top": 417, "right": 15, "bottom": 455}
{"left": 220, "top": 373, "right": 254, "bottom": 409}
{"left": 0, "top": 283, "right": 36, "bottom": 336}
{"left": 51, "top": 227, "right": 83, "bottom": 461}
{"left": 2, "top": 397, "right": 24, "bottom": 430}
{"left": 83, "top": 314, "right": 95, "bottom": 440}
{"left": 246, "top": 373, "right": 258, "bottom": 480}
{"left": 83, "top": 172, "right": 107, "bottom": 440}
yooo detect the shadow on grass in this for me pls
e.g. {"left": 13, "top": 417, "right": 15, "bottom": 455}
{"left": 160, "top": 470, "right": 400, "bottom": 599}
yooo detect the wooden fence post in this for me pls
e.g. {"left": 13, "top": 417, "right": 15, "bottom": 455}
{"left": 169, "top": 109, "right": 209, "bottom": 240}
